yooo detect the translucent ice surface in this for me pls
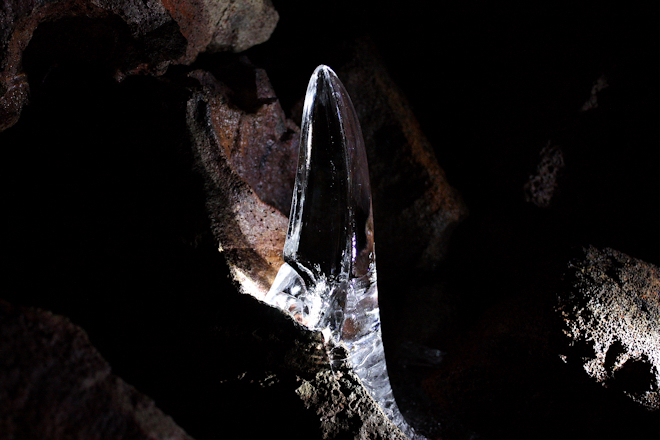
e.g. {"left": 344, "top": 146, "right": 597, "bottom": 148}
{"left": 264, "top": 65, "right": 422, "bottom": 439}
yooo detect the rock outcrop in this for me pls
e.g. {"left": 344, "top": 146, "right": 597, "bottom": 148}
{"left": 558, "top": 246, "right": 660, "bottom": 410}
{"left": 0, "top": 0, "right": 278, "bottom": 131}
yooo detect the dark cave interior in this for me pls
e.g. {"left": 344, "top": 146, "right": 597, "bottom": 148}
{"left": 1, "top": 1, "right": 658, "bottom": 438}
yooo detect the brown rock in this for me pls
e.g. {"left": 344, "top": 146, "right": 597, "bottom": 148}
{"left": 186, "top": 65, "right": 297, "bottom": 299}
{"left": 190, "top": 59, "right": 299, "bottom": 216}
{"left": 558, "top": 246, "right": 660, "bottom": 410}
{"left": 296, "top": 369, "right": 407, "bottom": 440}
{"left": 162, "top": 0, "right": 278, "bottom": 62}
{"left": 0, "top": 300, "right": 194, "bottom": 440}
{"left": 0, "top": 0, "right": 278, "bottom": 131}
{"left": 0, "top": 72, "right": 28, "bottom": 132}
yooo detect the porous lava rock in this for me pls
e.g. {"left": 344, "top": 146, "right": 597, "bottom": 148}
{"left": 558, "top": 246, "right": 660, "bottom": 410}
{"left": 0, "top": 300, "right": 195, "bottom": 440}
{"left": 297, "top": 368, "right": 407, "bottom": 440}
{"left": 161, "top": 0, "right": 279, "bottom": 61}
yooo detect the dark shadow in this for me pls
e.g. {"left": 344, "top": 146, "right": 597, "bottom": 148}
{"left": 2, "top": 36, "right": 319, "bottom": 438}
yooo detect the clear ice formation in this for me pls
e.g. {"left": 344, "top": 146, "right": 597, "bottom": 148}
{"left": 265, "top": 65, "right": 420, "bottom": 438}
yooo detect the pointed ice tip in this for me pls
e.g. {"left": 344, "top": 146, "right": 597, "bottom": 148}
{"left": 304, "top": 65, "right": 343, "bottom": 112}
{"left": 285, "top": 62, "right": 374, "bottom": 281}
{"left": 313, "top": 65, "right": 342, "bottom": 91}
{"left": 315, "top": 64, "right": 333, "bottom": 74}
{"left": 314, "top": 64, "right": 336, "bottom": 78}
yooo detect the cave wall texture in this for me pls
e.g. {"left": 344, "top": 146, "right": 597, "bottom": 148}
{"left": 1, "top": 1, "right": 658, "bottom": 439}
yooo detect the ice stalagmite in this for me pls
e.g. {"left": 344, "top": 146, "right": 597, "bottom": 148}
{"left": 264, "top": 65, "right": 421, "bottom": 438}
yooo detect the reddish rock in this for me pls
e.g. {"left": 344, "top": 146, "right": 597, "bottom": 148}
{"left": 0, "top": 72, "right": 28, "bottom": 131}
{"left": 1, "top": 0, "right": 184, "bottom": 131}
{"left": 190, "top": 60, "right": 299, "bottom": 216}
{"left": 0, "top": 0, "right": 278, "bottom": 131}
{"left": 186, "top": 61, "right": 299, "bottom": 299}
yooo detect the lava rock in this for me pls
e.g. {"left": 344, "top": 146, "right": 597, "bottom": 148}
{"left": 580, "top": 74, "right": 609, "bottom": 112}
{"left": 186, "top": 63, "right": 297, "bottom": 298}
{"left": 0, "top": 0, "right": 278, "bottom": 131}
{"left": 524, "top": 141, "right": 565, "bottom": 208}
{"left": 160, "top": 0, "right": 278, "bottom": 62}
{"left": 297, "top": 369, "right": 407, "bottom": 440}
{"left": 190, "top": 58, "right": 300, "bottom": 216}
{"left": 558, "top": 246, "right": 660, "bottom": 410}
{"left": 0, "top": 300, "right": 195, "bottom": 440}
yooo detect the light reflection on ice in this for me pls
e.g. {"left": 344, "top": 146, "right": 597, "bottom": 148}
{"left": 264, "top": 65, "right": 423, "bottom": 439}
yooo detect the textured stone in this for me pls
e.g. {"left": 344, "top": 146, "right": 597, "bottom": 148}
{"left": 203, "top": 0, "right": 278, "bottom": 53}
{"left": 190, "top": 59, "right": 299, "bottom": 216}
{"left": 296, "top": 368, "right": 407, "bottom": 440}
{"left": 186, "top": 63, "right": 298, "bottom": 299}
{"left": 0, "top": 0, "right": 278, "bottom": 131}
{"left": 0, "top": 300, "right": 194, "bottom": 440}
{"left": 558, "top": 246, "right": 660, "bottom": 410}
{"left": 0, "top": 72, "right": 28, "bottom": 132}
{"left": 161, "top": 0, "right": 278, "bottom": 62}
{"left": 580, "top": 74, "right": 609, "bottom": 112}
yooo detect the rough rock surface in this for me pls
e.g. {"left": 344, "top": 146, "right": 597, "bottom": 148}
{"left": 186, "top": 62, "right": 297, "bottom": 299}
{"left": 190, "top": 58, "right": 300, "bottom": 216}
{"left": 558, "top": 246, "right": 660, "bottom": 410}
{"left": 0, "top": 300, "right": 195, "bottom": 440}
{"left": 580, "top": 74, "right": 609, "bottom": 112}
{"left": 161, "top": 0, "right": 278, "bottom": 61}
{"left": 0, "top": 0, "right": 278, "bottom": 131}
{"left": 297, "top": 368, "right": 407, "bottom": 440}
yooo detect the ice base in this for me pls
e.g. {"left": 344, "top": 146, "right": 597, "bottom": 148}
{"left": 265, "top": 262, "right": 421, "bottom": 439}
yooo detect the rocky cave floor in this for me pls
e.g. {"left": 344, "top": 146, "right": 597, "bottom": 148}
{"left": 1, "top": 1, "right": 659, "bottom": 439}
